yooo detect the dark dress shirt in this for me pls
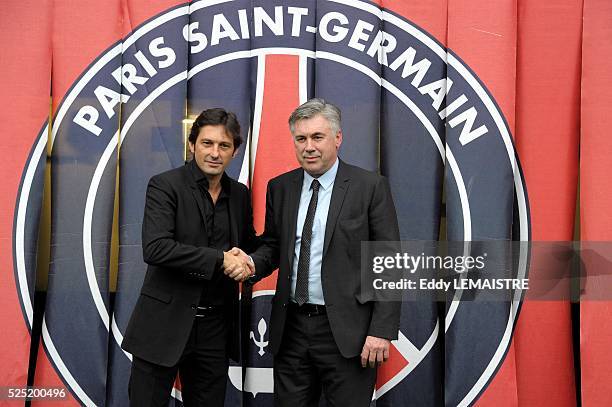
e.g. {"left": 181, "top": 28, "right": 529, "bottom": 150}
{"left": 190, "top": 161, "right": 231, "bottom": 307}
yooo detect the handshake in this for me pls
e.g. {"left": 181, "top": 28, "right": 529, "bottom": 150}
{"left": 223, "top": 247, "right": 255, "bottom": 282}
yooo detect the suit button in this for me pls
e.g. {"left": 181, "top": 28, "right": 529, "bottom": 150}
{"left": 190, "top": 304, "right": 196, "bottom": 310}
{"left": 282, "top": 303, "right": 287, "bottom": 308}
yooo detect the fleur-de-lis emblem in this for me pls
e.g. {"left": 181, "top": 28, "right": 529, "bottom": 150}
{"left": 249, "top": 318, "right": 269, "bottom": 356}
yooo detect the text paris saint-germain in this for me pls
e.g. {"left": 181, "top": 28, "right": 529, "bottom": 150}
{"left": 74, "top": 4, "right": 488, "bottom": 149}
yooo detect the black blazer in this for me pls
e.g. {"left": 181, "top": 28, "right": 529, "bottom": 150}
{"left": 251, "top": 160, "right": 401, "bottom": 358}
{"left": 122, "top": 160, "right": 258, "bottom": 366}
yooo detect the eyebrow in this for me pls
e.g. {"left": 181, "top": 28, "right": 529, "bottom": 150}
{"left": 296, "top": 132, "right": 325, "bottom": 137}
{"left": 201, "top": 138, "right": 231, "bottom": 144}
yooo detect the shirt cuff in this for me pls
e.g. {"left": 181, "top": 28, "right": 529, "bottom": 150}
{"left": 247, "top": 255, "right": 255, "bottom": 276}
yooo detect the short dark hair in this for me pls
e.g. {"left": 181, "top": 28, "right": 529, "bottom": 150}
{"left": 188, "top": 108, "right": 242, "bottom": 150}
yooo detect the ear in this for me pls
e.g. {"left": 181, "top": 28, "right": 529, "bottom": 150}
{"left": 188, "top": 142, "right": 195, "bottom": 155}
{"left": 232, "top": 146, "right": 238, "bottom": 158}
{"left": 336, "top": 130, "right": 343, "bottom": 149}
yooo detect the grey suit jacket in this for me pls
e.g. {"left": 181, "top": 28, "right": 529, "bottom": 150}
{"left": 251, "top": 159, "right": 401, "bottom": 358}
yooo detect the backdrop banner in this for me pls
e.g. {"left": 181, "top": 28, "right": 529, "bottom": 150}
{"left": 7, "top": 0, "right": 611, "bottom": 405}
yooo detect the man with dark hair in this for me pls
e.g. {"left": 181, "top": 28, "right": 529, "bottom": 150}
{"left": 122, "top": 108, "right": 256, "bottom": 407}
{"left": 246, "top": 98, "right": 401, "bottom": 407}
{"left": 187, "top": 108, "right": 243, "bottom": 149}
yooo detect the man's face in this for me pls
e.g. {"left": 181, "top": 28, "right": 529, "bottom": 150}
{"left": 189, "top": 125, "right": 236, "bottom": 179}
{"left": 292, "top": 114, "right": 342, "bottom": 177}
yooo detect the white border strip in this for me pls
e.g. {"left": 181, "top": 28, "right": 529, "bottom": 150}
{"left": 250, "top": 54, "right": 266, "bottom": 183}
{"left": 15, "top": 132, "right": 47, "bottom": 328}
{"left": 376, "top": 320, "right": 440, "bottom": 398}
{"left": 299, "top": 55, "right": 308, "bottom": 104}
{"left": 41, "top": 318, "right": 96, "bottom": 406}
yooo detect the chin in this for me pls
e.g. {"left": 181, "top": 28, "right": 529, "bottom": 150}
{"left": 305, "top": 167, "right": 323, "bottom": 176}
{"left": 202, "top": 166, "right": 222, "bottom": 175}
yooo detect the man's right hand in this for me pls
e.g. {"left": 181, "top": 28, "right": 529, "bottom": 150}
{"left": 223, "top": 249, "right": 253, "bottom": 282}
{"left": 230, "top": 247, "right": 255, "bottom": 274}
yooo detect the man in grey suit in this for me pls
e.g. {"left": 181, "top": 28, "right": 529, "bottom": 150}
{"left": 243, "top": 98, "right": 401, "bottom": 407}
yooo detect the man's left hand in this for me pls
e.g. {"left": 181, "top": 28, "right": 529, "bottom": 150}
{"left": 360, "top": 336, "right": 390, "bottom": 368}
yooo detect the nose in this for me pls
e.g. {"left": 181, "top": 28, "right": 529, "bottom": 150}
{"left": 305, "top": 138, "right": 315, "bottom": 151}
{"left": 210, "top": 144, "right": 220, "bottom": 157}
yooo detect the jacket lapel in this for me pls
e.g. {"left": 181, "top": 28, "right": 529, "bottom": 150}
{"left": 285, "top": 171, "right": 303, "bottom": 265}
{"left": 227, "top": 181, "right": 240, "bottom": 247}
{"left": 190, "top": 188, "right": 209, "bottom": 235}
{"left": 186, "top": 165, "right": 209, "bottom": 244}
{"left": 323, "top": 161, "right": 350, "bottom": 257}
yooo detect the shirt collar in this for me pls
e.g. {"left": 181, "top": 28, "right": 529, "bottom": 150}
{"left": 303, "top": 158, "right": 339, "bottom": 191}
{"left": 189, "top": 159, "right": 231, "bottom": 195}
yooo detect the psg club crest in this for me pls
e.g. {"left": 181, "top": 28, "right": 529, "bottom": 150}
{"left": 14, "top": 0, "right": 530, "bottom": 405}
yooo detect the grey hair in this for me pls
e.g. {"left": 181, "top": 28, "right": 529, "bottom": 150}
{"left": 288, "top": 98, "right": 342, "bottom": 134}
